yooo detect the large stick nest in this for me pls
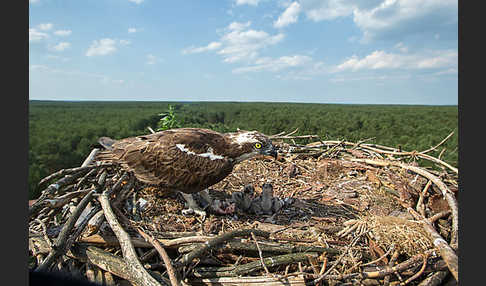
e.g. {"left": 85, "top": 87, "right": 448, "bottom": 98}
{"left": 29, "top": 130, "right": 458, "bottom": 286}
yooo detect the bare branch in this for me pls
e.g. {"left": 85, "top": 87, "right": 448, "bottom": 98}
{"left": 137, "top": 228, "right": 181, "bottom": 286}
{"left": 99, "top": 188, "right": 162, "bottom": 286}
{"left": 180, "top": 229, "right": 269, "bottom": 267}
{"left": 419, "top": 131, "right": 455, "bottom": 155}
{"left": 35, "top": 190, "right": 96, "bottom": 272}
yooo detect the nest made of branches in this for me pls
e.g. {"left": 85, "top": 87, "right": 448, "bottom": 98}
{"left": 29, "top": 130, "right": 458, "bottom": 286}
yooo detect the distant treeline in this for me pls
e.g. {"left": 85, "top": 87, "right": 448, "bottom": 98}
{"left": 28, "top": 100, "right": 458, "bottom": 199}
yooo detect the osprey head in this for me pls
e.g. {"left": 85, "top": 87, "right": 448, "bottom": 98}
{"left": 227, "top": 130, "right": 277, "bottom": 163}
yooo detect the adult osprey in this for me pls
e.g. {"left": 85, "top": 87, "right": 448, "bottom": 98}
{"left": 96, "top": 128, "right": 277, "bottom": 215}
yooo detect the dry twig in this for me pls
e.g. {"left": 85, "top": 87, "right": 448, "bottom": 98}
{"left": 35, "top": 190, "right": 96, "bottom": 272}
{"left": 401, "top": 253, "right": 429, "bottom": 285}
{"left": 251, "top": 232, "right": 271, "bottom": 275}
{"left": 137, "top": 227, "right": 181, "bottom": 286}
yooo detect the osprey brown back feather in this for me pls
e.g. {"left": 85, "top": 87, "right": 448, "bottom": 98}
{"left": 96, "top": 129, "right": 235, "bottom": 193}
{"left": 96, "top": 128, "right": 275, "bottom": 194}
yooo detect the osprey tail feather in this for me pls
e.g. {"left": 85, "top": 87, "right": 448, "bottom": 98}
{"left": 96, "top": 137, "right": 120, "bottom": 163}
{"left": 98, "top": 137, "right": 116, "bottom": 150}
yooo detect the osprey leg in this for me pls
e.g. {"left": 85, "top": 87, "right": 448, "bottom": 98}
{"left": 180, "top": 192, "right": 207, "bottom": 219}
{"left": 181, "top": 189, "right": 235, "bottom": 217}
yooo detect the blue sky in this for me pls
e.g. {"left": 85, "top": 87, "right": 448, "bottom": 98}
{"left": 29, "top": 0, "right": 458, "bottom": 105}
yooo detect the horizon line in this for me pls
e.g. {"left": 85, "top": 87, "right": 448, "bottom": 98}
{"left": 28, "top": 99, "right": 458, "bottom": 107}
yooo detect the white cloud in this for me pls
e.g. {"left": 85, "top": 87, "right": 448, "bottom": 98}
{"left": 232, "top": 55, "right": 312, "bottom": 73}
{"left": 85, "top": 38, "right": 117, "bottom": 57}
{"left": 293, "top": 0, "right": 457, "bottom": 41}
{"left": 128, "top": 28, "right": 137, "bottom": 33}
{"left": 336, "top": 52, "right": 397, "bottom": 71}
{"left": 128, "top": 0, "right": 144, "bottom": 4}
{"left": 54, "top": 30, "right": 72, "bottom": 36}
{"left": 335, "top": 49, "right": 457, "bottom": 72}
{"left": 146, "top": 54, "right": 162, "bottom": 65}
{"left": 49, "top": 42, "right": 71, "bottom": 52}
{"left": 394, "top": 42, "right": 408, "bottom": 53}
{"left": 228, "top": 21, "right": 251, "bottom": 31}
{"left": 182, "top": 22, "right": 285, "bottom": 63}
{"left": 434, "top": 68, "right": 457, "bottom": 76}
{"left": 85, "top": 39, "right": 131, "bottom": 56}
{"left": 330, "top": 73, "right": 411, "bottom": 83}
{"left": 218, "top": 22, "right": 285, "bottom": 63}
{"left": 29, "top": 28, "right": 48, "bottom": 42}
{"left": 46, "top": 54, "right": 70, "bottom": 62}
{"left": 119, "top": 39, "right": 131, "bottom": 46}
{"left": 235, "top": 0, "right": 260, "bottom": 6}
{"left": 183, "top": 21, "right": 316, "bottom": 78}
{"left": 182, "top": 42, "right": 222, "bottom": 54}
{"left": 352, "top": 0, "right": 456, "bottom": 41}
{"left": 415, "top": 51, "right": 457, "bottom": 69}
{"left": 146, "top": 55, "right": 156, "bottom": 64}
{"left": 180, "top": 21, "right": 326, "bottom": 80}
{"left": 300, "top": 0, "right": 358, "bottom": 21}
{"left": 30, "top": 64, "right": 125, "bottom": 85}
{"left": 274, "top": 1, "right": 301, "bottom": 28}
{"left": 29, "top": 65, "right": 102, "bottom": 78}
{"left": 29, "top": 64, "right": 49, "bottom": 72}
{"left": 37, "top": 23, "right": 53, "bottom": 31}
{"left": 272, "top": 60, "right": 328, "bottom": 80}
{"left": 111, "top": 79, "right": 125, "bottom": 84}
{"left": 29, "top": 0, "right": 40, "bottom": 4}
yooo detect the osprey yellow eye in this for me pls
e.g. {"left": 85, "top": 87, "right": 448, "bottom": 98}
{"left": 255, "top": 143, "right": 262, "bottom": 149}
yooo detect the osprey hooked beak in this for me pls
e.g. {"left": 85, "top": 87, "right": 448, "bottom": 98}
{"left": 260, "top": 143, "right": 278, "bottom": 159}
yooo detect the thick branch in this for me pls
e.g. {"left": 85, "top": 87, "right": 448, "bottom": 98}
{"left": 81, "top": 148, "right": 100, "bottom": 167}
{"left": 179, "top": 241, "right": 340, "bottom": 257}
{"left": 69, "top": 244, "right": 169, "bottom": 286}
{"left": 186, "top": 275, "right": 306, "bottom": 286}
{"left": 99, "top": 188, "right": 162, "bottom": 286}
{"left": 180, "top": 229, "right": 269, "bottom": 267}
{"left": 191, "top": 252, "right": 319, "bottom": 278}
{"left": 408, "top": 208, "right": 458, "bottom": 282}
{"left": 417, "top": 270, "right": 448, "bottom": 286}
{"left": 43, "top": 189, "right": 93, "bottom": 209}
{"left": 79, "top": 234, "right": 153, "bottom": 248}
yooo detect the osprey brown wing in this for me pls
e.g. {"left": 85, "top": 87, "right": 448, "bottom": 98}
{"left": 97, "top": 128, "right": 234, "bottom": 193}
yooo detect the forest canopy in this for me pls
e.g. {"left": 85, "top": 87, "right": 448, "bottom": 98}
{"left": 28, "top": 100, "right": 458, "bottom": 199}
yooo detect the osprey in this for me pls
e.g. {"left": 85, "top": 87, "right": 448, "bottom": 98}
{"left": 96, "top": 128, "right": 277, "bottom": 216}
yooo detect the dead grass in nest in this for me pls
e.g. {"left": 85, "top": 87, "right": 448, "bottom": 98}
{"left": 365, "top": 215, "right": 433, "bottom": 256}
